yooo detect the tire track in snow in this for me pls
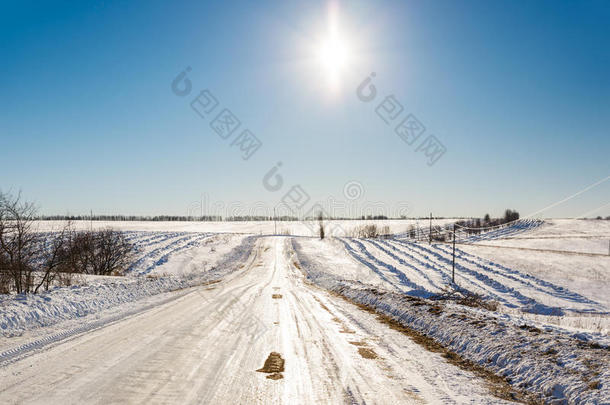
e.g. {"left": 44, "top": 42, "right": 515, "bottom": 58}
{"left": 0, "top": 289, "right": 195, "bottom": 367}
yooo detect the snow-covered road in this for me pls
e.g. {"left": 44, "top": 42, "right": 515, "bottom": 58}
{"left": 0, "top": 237, "right": 506, "bottom": 404}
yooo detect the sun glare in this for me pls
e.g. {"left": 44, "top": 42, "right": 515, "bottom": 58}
{"left": 316, "top": 3, "right": 351, "bottom": 91}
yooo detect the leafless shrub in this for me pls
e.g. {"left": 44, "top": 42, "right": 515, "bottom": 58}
{"left": 63, "top": 229, "right": 134, "bottom": 276}
{"left": 432, "top": 288, "right": 498, "bottom": 311}
{"left": 358, "top": 224, "right": 379, "bottom": 238}
{"left": 457, "top": 292, "right": 498, "bottom": 311}
{"left": 380, "top": 225, "right": 392, "bottom": 239}
{"left": 347, "top": 224, "right": 381, "bottom": 238}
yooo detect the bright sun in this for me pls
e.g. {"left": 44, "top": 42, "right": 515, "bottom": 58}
{"left": 318, "top": 35, "right": 348, "bottom": 75}
{"left": 316, "top": 3, "right": 351, "bottom": 91}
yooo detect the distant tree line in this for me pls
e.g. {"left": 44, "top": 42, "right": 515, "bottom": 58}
{"left": 38, "top": 214, "right": 412, "bottom": 222}
{"left": 455, "top": 209, "right": 520, "bottom": 230}
{"left": 40, "top": 215, "right": 223, "bottom": 222}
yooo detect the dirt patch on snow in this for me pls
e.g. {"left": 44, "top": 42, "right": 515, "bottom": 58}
{"left": 257, "top": 352, "right": 285, "bottom": 377}
{"left": 312, "top": 295, "right": 333, "bottom": 314}
{"left": 272, "top": 294, "right": 282, "bottom": 299}
{"left": 357, "top": 347, "right": 378, "bottom": 359}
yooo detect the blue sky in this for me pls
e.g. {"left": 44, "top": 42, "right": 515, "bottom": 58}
{"left": 1, "top": 0, "right": 609, "bottom": 218}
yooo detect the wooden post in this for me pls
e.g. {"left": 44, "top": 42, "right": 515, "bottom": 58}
{"left": 429, "top": 213, "right": 432, "bottom": 245}
{"left": 452, "top": 224, "right": 456, "bottom": 284}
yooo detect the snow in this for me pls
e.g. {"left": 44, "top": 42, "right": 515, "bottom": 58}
{"left": 0, "top": 237, "right": 510, "bottom": 404}
{"left": 334, "top": 237, "right": 606, "bottom": 317}
{"left": 0, "top": 219, "right": 608, "bottom": 403}
{"left": 32, "top": 218, "right": 457, "bottom": 237}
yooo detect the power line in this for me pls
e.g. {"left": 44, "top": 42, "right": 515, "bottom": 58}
{"left": 525, "top": 174, "right": 610, "bottom": 218}
{"left": 576, "top": 201, "right": 610, "bottom": 219}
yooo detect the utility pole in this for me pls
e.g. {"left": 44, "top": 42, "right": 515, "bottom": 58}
{"left": 274, "top": 207, "right": 277, "bottom": 235}
{"left": 452, "top": 224, "right": 456, "bottom": 284}
{"left": 429, "top": 213, "right": 432, "bottom": 244}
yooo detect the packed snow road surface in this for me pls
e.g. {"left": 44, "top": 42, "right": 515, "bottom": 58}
{"left": 0, "top": 237, "right": 506, "bottom": 404}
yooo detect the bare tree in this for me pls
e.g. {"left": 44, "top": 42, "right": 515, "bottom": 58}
{"left": 0, "top": 250, "right": 10, "bottom": 294}
{"left": 380, "top": 225, "right": 391, "bottom": 239}
{"left": 90, "top": 229, "right": 134, "bottom": 275}
{"left": 0, "top": 191, "right": 38, "bottom": 294}
{"left": 318, "top": 212, "right": 325, "bottom": 240}
{"left": 34, "top": 221, "right": 73, "bottom": 293}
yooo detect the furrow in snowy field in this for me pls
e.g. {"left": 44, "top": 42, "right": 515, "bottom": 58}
{"left": 409, "top": 240, "right": 606, "bottom": 313}
{"left": 391, "top": 239, "right": 563, "bottom": 314}
{"left": 339, "top": 238, "right": 431, "bottom": 296}
{"left": 358, "top": 237, "right": 512, "bottom": 305}
{"left": 128, "top": 232, "right": 208, "bottom": 274}
{"left": 363, "top": 239, "right": 447, "bottom": 291}
{"left": 128, "top": 231, "right": 179, "bottom": 247}
{"left": 139, "top": 233, "right": 213, "bottom": 275}
{"left": 127, "top": 232, "right": 190, "bottom": 272}
{"left": 338, "top": 238, "right": 397, "bottom": 287}
{"left": 385, "top": 239, "right": 523, "bottom": 306}
{"left": 434, "top": 243, "right": 605, "bottom": 311}
{"left": 389, "top": 239, "right": 536, "bottom": 306}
